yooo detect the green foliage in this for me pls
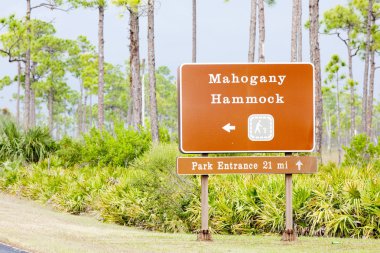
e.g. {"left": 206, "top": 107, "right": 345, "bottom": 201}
{"left": 343, "top": 134, "right": 379, "bottom": 167}
{"left": 23, "top": 127, "right": 56, "bottom": 163}
{"left": 81, "top": 124, "right": 151, "bottom": 167}
{"left": 98, "top": 143, "right": 194, "bottom": 232}
{"left": 0, "top": 118, "right": 56, "bottom": 163}
{"left": 69, "top": 0, "right": 107, "bottom": 8}
{"left": 0, "top": 15, "right": 27, "bottom": 61}
{"left": 53, "top": 124, "right": 165, "bottom": 168}
{"left": 104, "top": 63, "right": 129, "bottom": 123}
{"left": 325, "top": 54, "right": 346, "bottom": 81}
{"left": 0, "top": 143, "right": 379, "bottom": 238}
{"left": 112, "top": 0, "right": 140, "bottom": 8}
{"left": 0, "top": 76, "right": 12, "bottom": 90}
{"left": 55, "top": 136, "right": 83, "bottom": 167}
{"left": 158, "top": 126, "right": 171, "bottom": 143}
{"left": 150, "top": 66, "right": 178, "bottom": 139}
{"left": 0, "top": 118, "right": 23, "bottom": 162}
{"left": 322, "top": 4, "right": 360, "bottom": 37}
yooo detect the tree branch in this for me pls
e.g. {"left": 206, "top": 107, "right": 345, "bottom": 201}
{"left": 0, "top": 49, "right": 26, "bottom": 63}
{"left": 31, "top": 3, "right": 73, "bottom": 12}
{"left": 320, "top": 31, "right": 339, "bottom": 36}
{"left": 351, "top": 46, "right": 360, "bottom": 57}
{"left": 337, "top": 32, "right": 349, "bottom": 47}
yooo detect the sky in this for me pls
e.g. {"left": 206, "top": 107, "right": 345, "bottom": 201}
{"left": 0, "top": 0, "right": 373, "bottom": 114}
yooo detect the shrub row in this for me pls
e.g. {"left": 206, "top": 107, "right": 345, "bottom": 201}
{"left": 0, "top": 117, "right": 155, "bottom": 167}
{"left": 0, "top": 143, "right": 379, "bottom": 238}
{"left": 56, "top": 125, "right": 152, "bottom": 168}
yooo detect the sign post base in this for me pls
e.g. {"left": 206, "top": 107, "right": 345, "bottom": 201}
{"left": 199, "top": 164, "right": 211, "bottom": 241}
{"left": 282, "top": 172, "right": 297, "bottom": 241}
{"left": 282, "top": 228, "right": 297, "bottom": 241}
{"left": 197, "top": 230, "right": 212, "bottom": 241}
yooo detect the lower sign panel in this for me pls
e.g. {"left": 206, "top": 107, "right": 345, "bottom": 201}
{"left": 177, "top": 156, "right": 317, "bottom": 175}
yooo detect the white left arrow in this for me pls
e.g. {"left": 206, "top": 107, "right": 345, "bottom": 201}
{"left": 223, "top": 123, "right": 236, "bottom": 133}
{"left": 296, "top": 160, "right": 303, "bottom": 170}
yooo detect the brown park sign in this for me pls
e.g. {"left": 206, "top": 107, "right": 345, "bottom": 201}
{"left": 177, "top": 156, "right": 317, "bottom": 175}
{"left": 178, "top": 63, "right": 315, "bottom": 153}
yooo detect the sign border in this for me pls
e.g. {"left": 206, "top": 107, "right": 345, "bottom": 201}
{"left": 178, "top": 62, "right": 316, "bottom": 154}
{"left": 177, "top": 156, "right": 318, "bottom": 175}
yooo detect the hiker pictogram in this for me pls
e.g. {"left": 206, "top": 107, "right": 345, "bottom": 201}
{"left": 248, "top": 114, "right": 274, "bottom": 141}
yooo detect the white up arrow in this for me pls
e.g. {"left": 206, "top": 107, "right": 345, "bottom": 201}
{"left": 296, "top": 160, "right": 303, "bottom": 170}
{"left": 222, "top": 123, "right": 236, "bottom": 133}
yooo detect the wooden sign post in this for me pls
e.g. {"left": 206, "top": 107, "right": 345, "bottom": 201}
{"left": 283, "top": 152, "right": 295, "bottom": 241}
{"left": 284, "top": 173, "right": 295, "bottom": 240}
{"left": 199, "top": 174, "right": 210, "bottom": 240}
{"left": 199, "top": 154, "right": 211, "bottom": 241}
{"left": 177, "top": 63, "right": 316, "bottom": 241}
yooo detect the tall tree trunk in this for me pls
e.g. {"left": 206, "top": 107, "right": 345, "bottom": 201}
{"left": 30, "top": 62, "right": 37, "bottom": 127}
{"left": 336, "top": 73, "right": 341, "bottom": 164}
{"left": 126, "top": 100, "right": 132, "bottom": 127}
{"left": 192, "top": 0, "right": 196, "bottom": 63}
{"left": 30, "top": 88, "right": 35, "bottom": 127}
{"left": 309, "top": 0, "right": 323, "bottom": 155}
{"left": 291, "top": 0, "right": 299, "bottom": 62}
{"left": 148, "top": 0, "right": 159, "bottom": 143}
{"left": 17, "top": 62, "right": 21, "bottom": 125}
{"left": 367, "top": 49, "right": 375, "bottom": 138}
{"left": 84, "top": 92, "right": 88, "bottom": 132}
{"left": 98, "top": 5, "right": 105, "bottom": 129}
{"left": 77, "top": 80, "right": 84, "bottom": 136}
{"left": 346, "top": 36, "right": 355, "bottom": 138}
{"left": 48, "top": 87, "right": 54, "bottom": 135}
{"left": 362, "top": 0, "right": 373, "bottom": 134}
{"left": 56, "top": 124, "right": 60, "bottom": 140}
{"left": 90, "top": 93, "right": 93, "bottom": 128}
{"left": 63, "top": 119, "right": 67, "bottom": 137}
{"left": 141, "top": 58, "right": 145, "bottom": 126}
{"left": 324, "top": 110, "right": 332, "bottom": 154}
{"left": 76, "top": 105, "right": 81, "bottom": 137}
{"left": 258, "top": 0, "right": 265, "bottom": 62}
{"left": 291, "top": 0, "right": 302, "bottom": 62}
{"left": 248, "top": 0, "right": 257, "bottom": 62}
{"left": 24, "top": 0, "right": 31, "bottom": 129}
{"left": 129, "top": 8, "right": 142, "bottom": 130}
{"left": 297, "top": 0, "right": 302, "bottom": 62}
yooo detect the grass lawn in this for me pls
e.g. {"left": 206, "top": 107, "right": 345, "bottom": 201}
{"left": 0, "top": 192, "right": 378, "bottom": 253}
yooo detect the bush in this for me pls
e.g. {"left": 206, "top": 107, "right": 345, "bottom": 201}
{"left": 82, "top": 125, "right": 151, "bottom": 167}
{"left": 0, "top": 119, "right": 23, "bottom": 162}
{"left": 54, "top": 125, "right": 154, "bottom": 168}
{"left": 98, "top": 143, "right": 195, "bottom": 232}
{"left": 0, "top": 118, "right": 56, "bottom": 163}
{"left": 23, "top": 127, "right": 56, "bottom": 163}
{"left": 343, "top": 134, "right": 379, "bottom": 167}
{"left": 0, "top": 143, "right": 379, "bottom": 238}
{"left": 55, "top": 136, "right": 83, "bottom": 167}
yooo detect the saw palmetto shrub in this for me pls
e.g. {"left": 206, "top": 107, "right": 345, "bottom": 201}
{"left": 97, "top": 143, "right": 195, "bottom": 232}
{"left": 0, "top": 142, "right": 379, "bottom": 238}
{"left": 0, "top": 119, "right": 23, "bottom": 162}
{"left": 22, "top": 127, "right": 56, "bottom": 163}
{"left": 0, "top": 117, "right": 56, "bottom": 163}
